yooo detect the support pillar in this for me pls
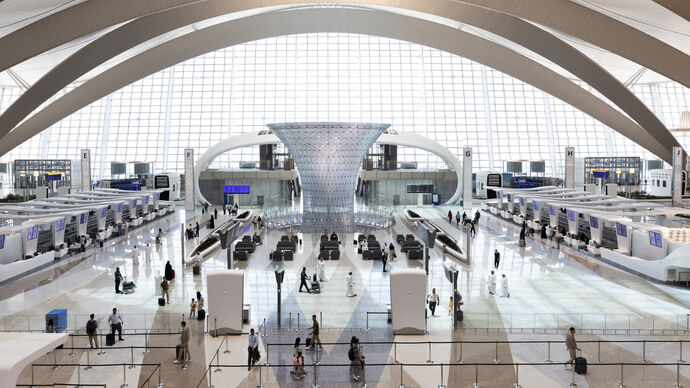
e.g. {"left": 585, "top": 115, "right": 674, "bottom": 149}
{"left": 564, "top": 147, "right": 575, "bottom": 190}
{"left": 80, "top": 149, "right": 91, "bottom": 191}
{"left": 184, "top": 149, "right": 195, "bottom": 214}
{"left": 463, "top": 148, "right": 472, "bottom": 209}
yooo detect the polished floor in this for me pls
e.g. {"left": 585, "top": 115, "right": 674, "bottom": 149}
{"left": 5, "top": 205, "right": 690, "bottom": 387}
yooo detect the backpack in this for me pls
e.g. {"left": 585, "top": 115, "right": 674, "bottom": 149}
{"left": 348, "top": 346, "right": 355, "bottom": 361}
{"left": 86, "top": 320, "right": 97, "bottom": 335}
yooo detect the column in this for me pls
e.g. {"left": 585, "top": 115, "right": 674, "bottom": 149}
{"left": 463, "top": 147, "right": 473, "bottom": 209}
{"left": 564, "top": 147, "right": 575, "bottom": 189}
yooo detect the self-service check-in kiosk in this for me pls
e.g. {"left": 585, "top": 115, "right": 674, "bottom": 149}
{"left": 615, "top": 222, "right": 632, "bottom": 255}
{"left": 506, "top": 194, "right": 514, "bottom": 213}
{"left": 566, "top": 209, "right": 579, "bottom": 236}
{"left": 96, "top": 206, "right": 108, "bottom": 230}
{"left": 207, "top": 269, "right": 245, "bottom": 335}
{"left": 496, "top": 191, "right": 503, "bottom": 210}
{"left": 518, "top": 197, "right": 527, "bottom": 218}
{"left": 390, "top": 268, "right": 426, "bottom": 335}
{"left": 113, "top": 202, "right": 125, "bottom": 224}
{"left": 77, "top": 212, "right": 89, "bottom": 236}
{"left": 532, "top": 200, "right": 542, "bottom": 222}
{"left": 22, "top": 224, "right": 40, "bottom": 258}
{"left": 588, "top": 215, "right": 603, "bottom": 245}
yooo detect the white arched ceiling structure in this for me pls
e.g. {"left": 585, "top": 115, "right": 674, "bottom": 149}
{"left": 194, "top": 131, "right": 464, "bottom": 206}
{"left": 653, "top": 0, "right": 690, "bottom": 22}
{"left": 0, "top": 1, "right": 682, "bottom": 161}
{"left": 0, "top": 7, "right": 674, "bottom": 163}
{"left": 1, "top": 0, "right": 690, "bottom": 88}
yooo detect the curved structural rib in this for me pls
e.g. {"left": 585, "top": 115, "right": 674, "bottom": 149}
{"left": 193, "top": 131, "right": 464, "bottom": 205}
{"left": 0, "top": 0, "right": 678, "bottom": 161}
{"left": 0, "top": 8, "right": 671, "bottom": 162}
{"left": 653, "top": 0, "right": 690, "bottom": 21}
{"left": 1, "top": 0, "right": 689, "bottom": 91}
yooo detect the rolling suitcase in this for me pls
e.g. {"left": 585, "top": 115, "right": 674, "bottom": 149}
{"left": 305, "top": 337, "right": 312, "bottom": 348}
{"left": 158, "top": 298, "right": 165, "bottom": 306}
{"left": 106, "top": 333, "right": 116, "bottom": 346}
{"left": 574, "top": 356, "right": 587, "bottom": 374}
{"left": 176, "top": 344, "right": 184, "bottom": 359}
{"left": 197, "top": 309, "right": 206, "bottom": 320}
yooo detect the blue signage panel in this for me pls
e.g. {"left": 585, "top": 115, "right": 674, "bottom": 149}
{"left": 223, "top": 185, "right": 251, "bottom": 194}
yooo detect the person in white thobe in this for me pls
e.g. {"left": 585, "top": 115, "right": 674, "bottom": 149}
{"left": 145, "top": 244, "right": 152, "bottom": 262}
{"left": 132, "top": 245, "right": 139, "bottom": 265}
{"left": 317, "top": 258, "right": 326, "bottom": 282}
{"left": 487, "top": 270, "right": 497, "bottom": 295}
{"left": 346, "top": 272, "right": 356, "bottom": 297}
{"left": 501, "top": 274, "right": 510, "bottom": 298}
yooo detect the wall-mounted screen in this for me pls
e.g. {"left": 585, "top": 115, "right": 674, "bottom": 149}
{"left": 616, "top": 223, "right": 627, "bottom": 237}
{"left": 533, "top": 201, "right": 539, "bottom": 210}
{"left": 144, "top": 196, "right": 149, "bottom": 204}
{"left": 80, "top": 213, "right": 88, "bottom": 224}
{"left": 27, "top": 226, "right": 39, "bottom": 240}
{"left": 223, "top": 185, "right": 251, "bottom": 194}
{"left": 156, "top": 193, "right": 160, "bottom": 200}
{"left": 406, "top": 184, "right": 433, "bottom": 194}
{"left": 117, "top": 203, "right": 123, "bottom": 212}
{"left": 649, "top": 231, "right": 663, "bottom": 248}
{"left": 567, "top": 210, "right": 576, "bottom": 221}
{"left": 506, "top": 194, "right": 512, "bottom": 202}
{"left": 131, "top": 200, "right": 137, "bottom": 208}
{"left": 589, "top": 216, "right": 599, "bottom": 229}
{"left": 0, "top": 234, "right": 5, "bottom": 249}
{"left": 56, "top": 219, "right": 65, "bottom": 231}
{"left": 100, "top": 208, "right": 107, "bottom": 218}
{"left": 519, "top": 197, "right": 524, "bottom": 206}
{"left": 548, "top": 205, "right": 556, "bottom": 216}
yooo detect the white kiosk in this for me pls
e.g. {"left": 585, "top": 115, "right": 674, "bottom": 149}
{"left": 207, "top": 269, "right": 245, "bottom": 335}
{"left": 390, "top": 269, "right": 426, "bottom": 335}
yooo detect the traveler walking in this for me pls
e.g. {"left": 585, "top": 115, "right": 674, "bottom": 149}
{"left": 307, "top": 315, "right": 323, "bottom": 351}
{"left": 114, "top": 267, "right": 123, "bottom": 294}
{"left": 447, "top": 210, "right": 453, "bottom": 223}
{"left": 299, "top": 267, "right": 310, "bottom": 293}
{"left": 156, "top": 228, "right": 163, "bottom": 245}
{"left": 164, "top": 261, "right": 174, "bottom": 281}
{"left": 194, "top": 222, "right": 199, "bottom": 238}
{"left": 145, "top": 243, "right": 152, "bottom": 262}
{"left": 317, "top": 258, "right": 326, "bottom": 282}
{"left": 455, "top": 211, "right": 461, "bottom": 226}
{"left": 382, "top": 251, "right": 388, "bottom": 272}
{"left": 174, "top": 321, "right": 190, "bottom": 364}
{"left": 427, "top": 288, "right": 440, "bottom": 316}
{"left": 474, "top": 210, "right": 480, "bottom": 225}
{"left": 487, "top": 270, "right": 497, "bottom": 295}
{"left": 160, "top": 277, "right": 170, "bottom": 304}
{"left": 108, "top": 308, "right": 124, "bottom": 341}
{"left": 131, "top": 245, "right": 139, "bottom": 265}
{"left": 564, "top": 327, "right": 581, "bottom": 368}
{"left": 349, "top": 336, "right": 364, "bottom": 381}
{"left": 86, "top": 314, "right": 99, "bottom": 349}
{"left": 248, "top": 328, "right": 260, "bottom": 370}
{"left": 346, "top": 271, "right": 356, "bottom": 297}
{"left": 196, "top": 291, "right": 204, "bottom": 310}
{"left": 493, "top": 249, "right": 501, "bottom": 269}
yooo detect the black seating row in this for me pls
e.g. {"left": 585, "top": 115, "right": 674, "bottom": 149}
{"left": 270, "top": 250, "right": 293, "bottom": 261}
{"left": 396, "top": 234, "right": 414, "bottom": 244}
{"left": 401, "top": 240, "right": 422, "bottom": 253}
{"left": 363, "top": 250, "right": 383, "bottom": 260}
{"left": 318, "top": 250, "right": 340, "bottom": 260}
{"left": 320, "top": 240, "right": 339, "bottom": 252}
{"left": 234, "top": 241, "right": 256, "bottom": 253}
{"left": 407, "top": 248, "right": 423, "bottom": 260}
{"left": 277, "top": 240, "right": 296, "bottom": 252}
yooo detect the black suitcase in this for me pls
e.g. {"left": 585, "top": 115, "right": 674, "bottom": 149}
{"left": 176, "top": 344, "right": 184, "bottom": 359}
{"left": 574, "top": 356, "right": 587, "bottom": 374}
{"left": 197, "top": 309, "right": 206, "bottom": 320}
{"left": 158, "top": 297, "right": 165, "bottom": 306}
{"left": 455, "top": 310, "right": 464, "bottom": 322}
{"left": 106, "top": 333, "right": 116, "bottom": 346}
{"left": 305, "top": 337, "right": 312, "bottom": 347}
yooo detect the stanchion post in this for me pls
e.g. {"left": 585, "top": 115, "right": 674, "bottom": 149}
{"left": 493, "top": 342, "right": 499, "bottom": 364}
{"left": 680, "top": 340, "right": 686, "bottom": 363}
{"left": 427, "top": 341, "right": 433, "bottom": 363}
{"left": 398, "top": 363, "right": 404, "bottom": 388}
{"left": 312, "top": 363, "right": 318, "bottom": 388}
{"left": 320, "top": 311, "right": 323, "bottom": 330}
{"left": 675, "top": 363, "right": 681, "bottom": 388}
{"left": 98, "top": 332, "right": 106, "bottom": 355}
{"left": 214, "top": 318, "right": 217, "bottom": 337}
{"left": 458, "top": 341, "right": 463, "bottom": 364}
{"left": 52, "top": 349, "right": 59, "bottom": 370}
{"left": 546, "top": 341, "right": 552, "bottom": 363}
{"left": 157, "top": 363, "right": 163, "bottom": 388}
{"left": 597, "top": 341, "right": 601, "bottom": 362}
{"left": 393, "top": 342, "right": 398, "bottom": 364}
{"left": 513, "top": 363, "right": 521, "bottom": 388}
{"left": 472, "top": 363, "right": 480, "bottom": 388}
{"left": 85, "top": 347, "right": 92, "bottom": 370}
{"left": 361, "top": 360, "right": 367, "bottom": 388}
{"left": 207, "top": 365, "right": 214, "bottom": 388}
{"left": 143, "top": 333, "right": 151, "bottom": 354}
{"left": 129, "top": 346, "right": 135, "bottom": 369}
{"left": 31, "top": 364, "right": 35, "bottom": 387}
{"left": 266, "top": 343, "right": 270, "bottom": 366}
{"left": 438, "top": 363, "right": 446, "bottom": 388}
{"left": 642, "top": 340, "right": 646, "bottom": 362}
{"left": 297, "top": 313, "right": 300, "bottom": 332}
{"left": 617, "top": 363, "right": 625, "bottom": 388}
{"left": 77, "top": 361, "right": 81, "bottom": 385}
{"left": 262, "top": 318, "right": 267, "bottom": 338}
{"left": 366, "top": 313, "right": 369, "bottom": 331}
{"left": 224, "top": 334, "right": 230, "bottom": 354}
{"left": 569, "top": 362, "right": 577, "bottom": 387}
{"left": 121, "top": 363, "right": 129, "bottom": 388}
{"left": 214, "top": 349, "right": 221, "bottom": 373}
{"left": 69, "top": 334, "right": 77, "bottom": 356}
{"left": 289, "top": 312, "right": 292, "bottom": 332}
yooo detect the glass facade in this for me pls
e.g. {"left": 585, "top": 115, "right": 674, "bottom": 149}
{"left": 1, "top": 33, "right": 689, "bottom": 179}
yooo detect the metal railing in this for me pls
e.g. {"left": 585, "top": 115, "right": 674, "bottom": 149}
{"left": 17, "top": 385, "right": 107, "bottom": 387}
{"left": 25, "top": 362, "right": 161, "bottom": 388}
{"left": 138, "top": 363, "right": 163, "bottom": 388}
{"left": 0, "top": 312, "right": 186, "bottom": 333}
{"left": 261, "top": 338, "right": 690, "bottom": 366}
{"left": 199, "top": 361, "right": 687, "bottom": 388}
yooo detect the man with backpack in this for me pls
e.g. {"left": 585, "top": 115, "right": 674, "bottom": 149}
{"left": 86, "top": 314, "right": 98, "bottom": 349}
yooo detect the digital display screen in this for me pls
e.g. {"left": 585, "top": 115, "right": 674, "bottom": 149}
{"left": 241, "top": 225, "right": 251, "bottom": 234}
{"left": 27, "top": 226, "right": 39, "bottom": 240}
{"left": 144, "top": 196, "right": 149, "bottom": 204}
{"left": 117, "top": 203, "right": 123, "bottom": 212}
{"left": 589, "top": 216, "right": 598, "bottom": 229}
{"left": 548, "top": 205, "right": 556, "bottom": 216}
{"left": 131, "top": 200, "right": 137, "bottom": 208}
{"left": 519, "top": 197, "right": 524, "bottom": 206}
{"left": 56, "top": 219, "right": 65, "bottom": 231}
{"left": 533, "top": 201, "right": 539, "bottom": 210}
{"left": 567, "top": 210, "right": 576, "bottom": 222}
{"left": 406, "top": 184, "right": 433, "bottom": 194}
{"left": 507, "top": 194, "right": 512, "bottom": 202}
{"left": 100, "top": 208, "right": 107, "bottom": 218}
{"left": 649, "top": 231, "right": 662, "bottom": 248}
{"left": 223, "top": 185, "right": 251, "bottom": 194}
{"left": 592, "top": 170, "right": 608, "bottom": 178}
{"left": 0, "top": 234, "right": 5, "bottom": 249}
{"left": 80, "top": 213, "right": 88, "bottom": 224}
{"left": 155, "top": 193, "right": 160, "bottom": 200}
{"left": 616, "top": 223, "right": 627, "bottom": 237}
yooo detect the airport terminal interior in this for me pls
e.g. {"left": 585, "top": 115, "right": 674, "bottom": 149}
{"left": 3, "top": 1, "right": 690, "bottom": 387}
